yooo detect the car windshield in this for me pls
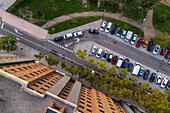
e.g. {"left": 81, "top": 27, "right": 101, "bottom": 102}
{"left": 138, "top": 41, "right": 142, "bottom": 45}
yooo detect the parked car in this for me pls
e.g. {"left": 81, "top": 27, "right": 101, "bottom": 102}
{"left": 116, "top": 56, "right": 123, "bottom": 68}
{"left": 136, "top": 38, "right": 143, "bottom": 48}
{"left": 111, "top": 55, "right": 118, "bottom": 65}
{"left": 107, "top": 53, "right": 113, "bottom": 62}
{"left": 161, "top": 78, "right": 168, "bottom": 88}
{"left": 152, "top": 44, "right": 161, "bottom": 54}
{"left": 101, "top": 50, "right": 109, "bottom": 60}
{"left": 147, "top": 41, "right": 154, "bottom": 52}
{"left": 166, "top": 81, "right": 170, "bottom": 90}
{"left": 91, "top": 46, "right": 97, "bottom": 55}
{"left": 128, "top": 63, "right": 133, "bottom": 71}
{"left": 142, "top": 39, "right": 148, "bottom": 48}
{"left": 63, "top": 33, "right": 73, "bottom": 39}
{"left": 88, "top": 29, "right": 99, "bottom": 34}
{"left": 160, "top": 48, "right": 166, "bottom": 55}
{"left": 54, "top": 36, "right": 63, "bottom": 42}
{"left": 168, "top": 60, "right": 170, "bottom": 65}
{"left": 105, "top": 22, "right": 112, "bottom": 33}
{"left": 121, "top": 58, "right": 129, "bottom": 68}
{"left": 124, "top": 31, "right": 133, "bottom": 42}
{"left": 132, "top": 62, "right": 141, "bottom": 76}
{"left": 111, "top": 25, "right": 118, "bottom": 34}
{"left": 121, "top": 30, "right": 127, "bottom": 39}
{"left": 149, "top": 73, "right": 157, "bottom": 83}
{"left": 138, "top": 67, "right": 144, "bottom": 77}
{"left": 143, "top": 69, "right": 150, "bottom": 80}
{"left": 130, "top": 34, "right": 138, "bottom": 45}
{"left": 100, "top": 21, "right": 107, "bottom": 31}
{"left": 116, "top": 28, "right": 123, "bottom": 37}
{"left": 164, "top": 50, "right": 170, "bottom": 59}
{"left": 155, "top": 75, "right": 162, "bottom": 84}
{"left": 96, "top": 49, "right": 103, "bottom": 58}
{"left": 74, "top": 31, "right": 83, "bottom": 37}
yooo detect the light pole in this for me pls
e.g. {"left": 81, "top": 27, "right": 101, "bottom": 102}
{"left": 102, "top": 10, "right": 106, "bottom": 20}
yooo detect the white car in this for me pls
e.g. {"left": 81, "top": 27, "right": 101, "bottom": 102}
{"left": 161, "top": 78, "right": 168, "bottom": 88}
{"left": 124, "top": 31, "right": 133, "bottom": 42}
{"left": 63, "top": 33, "right": 73, "bottom": 39}
{"left": 130, "top": 34, "right": 138, "bottom": 45}
{"left": 96, "top": 49, "right": 103, "bottom": 58}
{"left": 155, "top": 75, "right": 162, "bottom": 84}
{"left": 132, "top": 62, "right": 141, "bottom": 76}
{"left": 91, "top": 46, "right": 97, "bottom": 55}
{"left": 168, "top": 60, "right": 170, "bottom": 65}
{"left": 152, "top": 44, "right": 161, "bottom": 54}
{"left": 105, "top": 22, "right": 112, "bottom": 33}
{"left": 100, "top": 21, "right": 107, "bottom": 31}
{"left": 116, "top": 56, "right": 124, "bottom": 68}
{"left": 74, "top": 31, "right": 83, "bottom": 37}
{"left": 121, "top": 30, "right": 127, "bottom": 39}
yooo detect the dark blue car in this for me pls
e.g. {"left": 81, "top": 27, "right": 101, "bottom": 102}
{"left": 143, "top": 69, "right": 150, "bottom": 80}
{"left": 128, "top": 63, "right": 133, "bottom": 71}
{"left": 111, "top": 25, "right": 118, "bottom": 35}
{"left": 149, "top": 73, "right": 157, "bottom": 83}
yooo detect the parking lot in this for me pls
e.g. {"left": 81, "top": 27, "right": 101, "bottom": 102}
{"left": 74, "top": 41, "right": 168, "bottom": 92}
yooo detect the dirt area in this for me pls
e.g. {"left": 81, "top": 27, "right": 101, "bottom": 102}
{"left": 18, "top": 7, "right": 46, "bottom": 23}
{"left": 161, "top": 0, "right": 170, "bottom": 6}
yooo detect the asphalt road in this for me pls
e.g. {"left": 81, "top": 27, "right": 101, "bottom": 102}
{"left": 80, "top": 31, "right": 170, "bottom": 76}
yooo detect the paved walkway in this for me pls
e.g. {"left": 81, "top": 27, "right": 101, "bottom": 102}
{"left": 0, "top": 0, "right": 16, "bottom": 10}
{"left": 42, "top": 11, "right": 159, "bottom": 38}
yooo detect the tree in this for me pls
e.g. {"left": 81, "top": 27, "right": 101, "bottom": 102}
{"left": 152, "top": 32, "right": 170, "bottom": 50}
{"left": 45, "top": 54, "right": 59, "bottom": 66}
{"left": 108, "top": 65, "right": 117, "bottom": 74}
{"left": 0, "top": 33, "right": 17, "bottom": 53}
{"left": 97, "top": 60, "right": 108, "bottom": 69}
{"left": 88, "top": 57, "right": 96, "bottom": 64}
{"left": 75, "top": 49, "right": 87, "bottom": 59}
{"left": 142, "top": 81, "right": 150, "bottom": 89}
{"left": 60, "top": 62, "right": 67, "bottom": 69}
{"left": 34, "top": 52, "right": 45, "bottom": 60}
{"left": 129, "top": 76, "right": 138, "bottom": 82}
{"left": 119, "top": 68, "right": 128, "bottom": 78}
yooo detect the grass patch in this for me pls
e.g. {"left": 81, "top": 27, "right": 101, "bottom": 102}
{"left": 46, "top": 16, "right": 144, "bottom": 38}
{"left": 7, "top": 0, "right": 120, "bottom": 25}
{"left": 153, "top": 3, "right": 170, "bottom": 34}
{"left": 46, "top": 16, "right": 101, "bottom": 34}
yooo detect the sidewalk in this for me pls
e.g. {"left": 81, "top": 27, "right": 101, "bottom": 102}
{"left": 0, "top": 0, "right": 16, "bottom": 11}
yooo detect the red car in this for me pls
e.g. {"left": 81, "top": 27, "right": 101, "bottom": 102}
{"left": 111, "top": 56, "right": 118, "bottom": 64}
{"left": 136, "top": 38, "right": 143, "bottom": 48}
{"left": 160, "top": 48, "right": 166, "bottom": 55}
{"left": 165, "top": 50, "right": 170, "bottom": 59}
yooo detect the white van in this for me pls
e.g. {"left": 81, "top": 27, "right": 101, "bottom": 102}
{"left": 116, "top": 56, "right": 124, "bottom": 68}
{"left": 124, "top": 31, "right": 133, "bottom": 42}
{"left": 132, "top": 62, "right": 141, "bottom": 75}
{"left": 63, "top": 33, "right": 73, "bottom": 39}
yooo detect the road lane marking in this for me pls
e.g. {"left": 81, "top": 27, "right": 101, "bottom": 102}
{"left": 1, "top": 22, "right": 4, "bottom": 29}
{"left": 14, "top": 29, "right": 23, "bottom": 35}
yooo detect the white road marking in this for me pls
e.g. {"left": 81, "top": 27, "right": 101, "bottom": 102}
{"left": 75, "top": 38, "right": 80, "bottom": 42}
{"left": 65, "top": 42, "right": 73, "bottom": 47}
{"left": 1, "top": 22, "right": 4, "bottom": 29}
{"left": 14, "top": 29, "right": 23, "bottom": 35}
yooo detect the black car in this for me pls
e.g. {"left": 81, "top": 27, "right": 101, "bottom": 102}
{"left": 143, "top": 69, "right": 150, "bottom": 80}
{"left": 54, "top": 36, "right": 63, "bottom": 42}
{"left": 88, "top": 29, "right": 99, "bottom": 34}
{"left": 121, "top": 58, "right": 129, "bottom": 68}
{"left": 149, "top": 73, "right": 157, "bottom": 83}
{"left": 111, "top": 25, "right": 118, "bottom": 35}
{"left": 147, "top": 41, "right": 154, "bottom": 51}
{"left": 107, "top": 53, "right": 113, "bottom": 62}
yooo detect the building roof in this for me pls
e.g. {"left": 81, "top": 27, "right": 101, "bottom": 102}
{"left": 67, "top": 81, "right": 82, "bottom": 105}
{"left": 0, "top": 58, "right": 34, "bottom": 65}
{"left": 0, "top": 54, "right": 17, "bottom": 57}
{"left": 0, "top": 9, "right": 48, "bottom": 39}
{"left": 120, "top": 101, "right": 134, "bottom": 113}
{"left": 47, "top": 75, "right": 70, "bottom": 96}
